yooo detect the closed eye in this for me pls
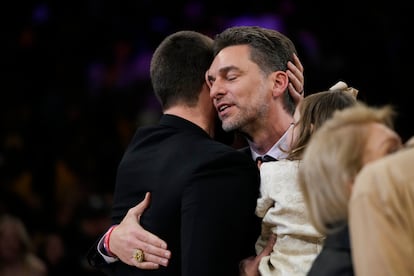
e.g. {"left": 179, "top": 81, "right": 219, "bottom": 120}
{"left": 227, "top": 74, "right": 238, "bottom": 81}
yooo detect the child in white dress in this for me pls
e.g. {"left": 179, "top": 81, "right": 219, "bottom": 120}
{"left": 256, "top": 82, "right": 358, "bottom": 276}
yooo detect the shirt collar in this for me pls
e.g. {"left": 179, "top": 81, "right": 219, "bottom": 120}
{"left": 249, "top": 124, "right": 293, "bottom": 161}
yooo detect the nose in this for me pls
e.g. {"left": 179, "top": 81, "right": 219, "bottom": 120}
{"left": 209, "top": 80, "right": 225, "bottom": 101}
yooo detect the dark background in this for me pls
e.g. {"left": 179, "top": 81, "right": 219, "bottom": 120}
{"left": 1, "top": 1, "right": 412, "bottom": 274}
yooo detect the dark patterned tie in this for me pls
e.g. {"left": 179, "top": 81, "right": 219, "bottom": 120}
{"left": 256, "top": 155, "right": 277, "bottom": 164}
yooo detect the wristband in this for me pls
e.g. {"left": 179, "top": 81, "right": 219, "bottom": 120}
{"left": 103, "top": 225, "right": 118, "bottom": 257}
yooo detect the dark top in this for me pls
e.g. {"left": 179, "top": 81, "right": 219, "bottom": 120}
{"left": 307, "top": 224, "right": 354, "bottom": 276}
{"left": 87, "top": 114, "right": 261, "bottom": 276}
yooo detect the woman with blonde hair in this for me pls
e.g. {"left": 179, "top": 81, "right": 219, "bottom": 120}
{"left": 298, "top": 102, "right": 402, "bottom": 275}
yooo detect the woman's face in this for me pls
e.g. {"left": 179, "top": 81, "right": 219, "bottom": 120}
{"left": 362, "top": 122, "right": 402, "bottom": 165}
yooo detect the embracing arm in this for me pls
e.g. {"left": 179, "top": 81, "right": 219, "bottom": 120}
{"left": 87, "top": 192, "right": 171, "bottom": 270}
{"left": 109, "top": 192, "right": 171, "bottom": 269}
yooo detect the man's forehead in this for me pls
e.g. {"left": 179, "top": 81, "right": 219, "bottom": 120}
{"left": 213, "top": 45, "right": 250, "bottom": 60}
{"left": 209, "top": 47, "right": 252, "bottom": 74}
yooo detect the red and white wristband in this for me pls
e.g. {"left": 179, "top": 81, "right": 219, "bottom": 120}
{"left": 103, "top": 224, "right": 118, "bottom": 257}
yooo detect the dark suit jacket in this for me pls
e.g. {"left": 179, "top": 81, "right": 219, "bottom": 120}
{"left": 307, "top": 224, "right": 354, "bottom": 276}
{"left": 87, "top": 114, "right": 261, "bottom": 276}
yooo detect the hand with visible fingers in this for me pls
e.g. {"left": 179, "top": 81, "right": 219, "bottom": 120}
{"left": 287, "top": 53, "right": 305, "bottom": 105}
{"left": 109, "top": 192, "right": 171, "bottom": 269}
{"left": 239, "top": 234, "right": 276, "bottom": 276}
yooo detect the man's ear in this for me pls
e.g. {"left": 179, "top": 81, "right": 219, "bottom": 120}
{"left": 270, "top": 71, "right": 289, "bottom": 97}
{"left": 205, "top": 70, "right": 212, "bottom": 89}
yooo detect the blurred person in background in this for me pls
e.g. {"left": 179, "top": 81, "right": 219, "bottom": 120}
{"left": 0, "top": 213, "right": 47, "bottom": 276}
{"left": 349, "top": 137, "right": 414, "bottom": 276}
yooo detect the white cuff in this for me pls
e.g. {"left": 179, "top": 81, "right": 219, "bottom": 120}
{"left": 97, "top": 232, "right": 119, "bottom": 263}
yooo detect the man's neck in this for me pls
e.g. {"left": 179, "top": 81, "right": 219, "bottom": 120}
{"left": 246, "top": 117, "right": 293, "bottom": 155}
{"left": 247, "top": 123, "right": 293, "bottom": 158}
{"left": 164, "top": 106, "right": 215, "bottom": 137}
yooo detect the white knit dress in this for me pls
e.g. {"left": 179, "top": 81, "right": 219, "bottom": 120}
{"left": 256, "top": 160, "right": 324, "bottom": 276}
